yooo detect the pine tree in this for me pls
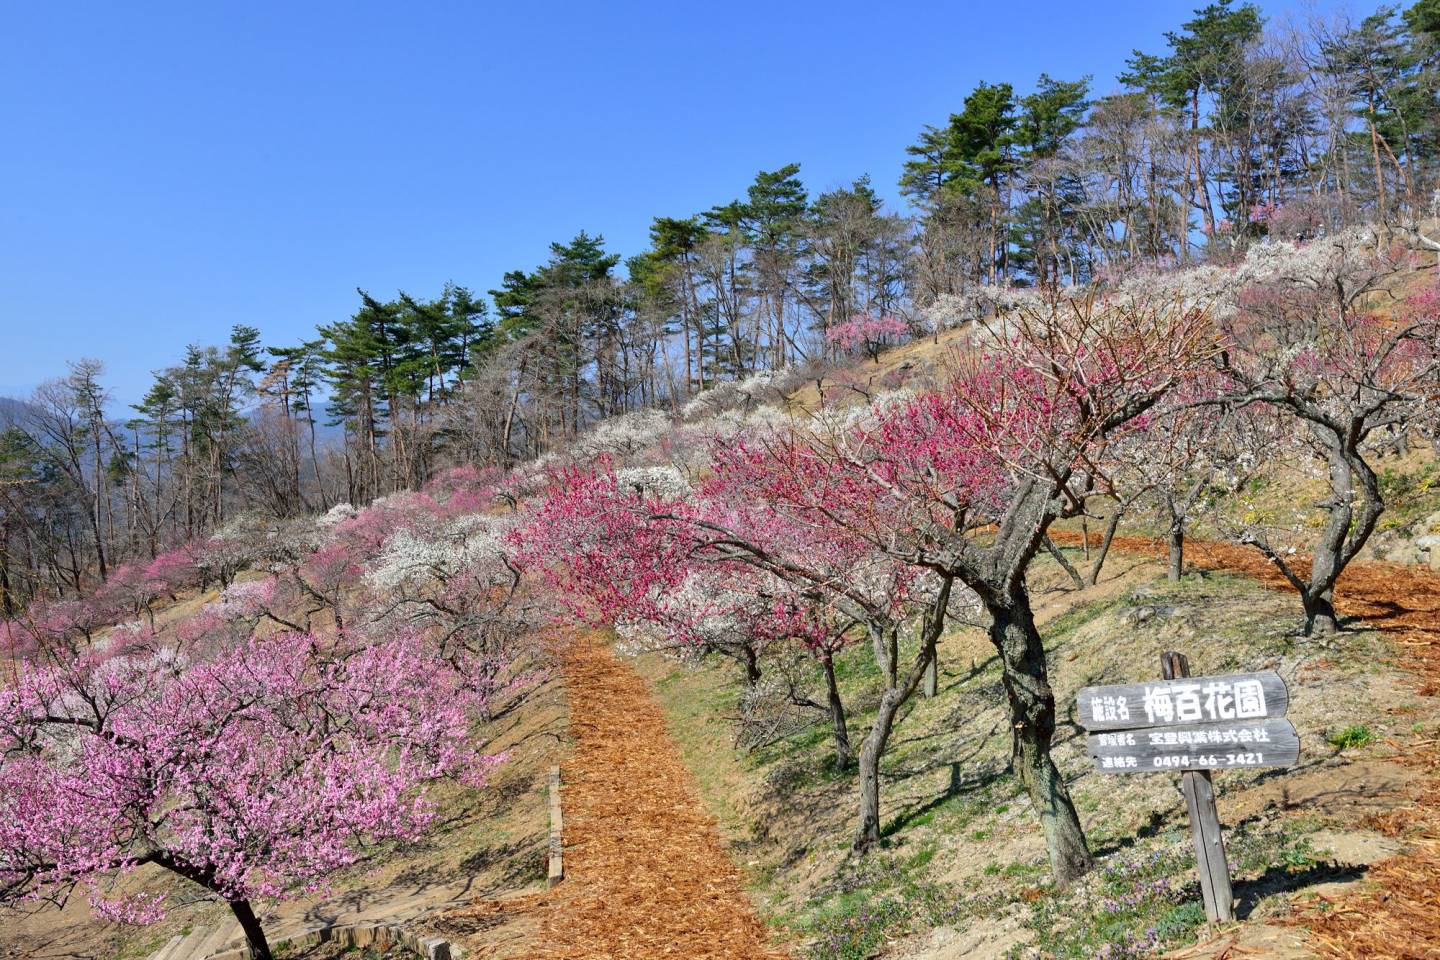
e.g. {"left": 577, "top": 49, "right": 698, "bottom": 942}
{"left": 1123, "top": 1, "right": 1264, "bottom": 241}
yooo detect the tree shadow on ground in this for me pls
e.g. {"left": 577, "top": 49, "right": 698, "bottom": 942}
{"left": 1234, "top": 860, "right": 1369, "bottom": 919}
{"left": 1092, "top": 808, "right": 1174, "bottom": 860}
{"left": 881, "top": 754, "right": 1009, "bottom": 839}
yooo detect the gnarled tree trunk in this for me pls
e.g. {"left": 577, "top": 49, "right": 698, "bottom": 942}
{"left": 988, "top": 588, "right": 1093, "bottom": 883}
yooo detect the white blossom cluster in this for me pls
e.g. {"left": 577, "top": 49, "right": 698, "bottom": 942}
{"left": 819, "top": 388, "right": 916, "bottom": 435}
{"left": 317, "top": 502, "right": 358, "bottom": 528}
{"left": 571, "top": 409, "right": 672, "bottom": 460}
{"left": 211, "top": 514, "right": 323, "bottom": 569}
{"left": 659, "top": 405, "right": 794, "bottom": 472}
{"left": 614, "top": 465, "right": 691, "bottom": 501}
{"left": 613, "top": 618, "right": 697, "bottom": 660}
{"left": 1114, "top": 228, "right": 1382, "bottom": 318}
{"left": 680, "top": 368, "right": 804, "bottom": 421}
{"left": 614, "top": 572, "right": 770, "bottom": 658}
{"left": 366, "top": 514, "right": 512, "bottom": 593}
{"left": 920, "top": 286, "right": 1044, "bottom": 334}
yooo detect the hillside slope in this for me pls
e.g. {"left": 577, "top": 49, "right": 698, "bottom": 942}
{"left": 636, "top": 548, "right": 1439, "bottom": 959}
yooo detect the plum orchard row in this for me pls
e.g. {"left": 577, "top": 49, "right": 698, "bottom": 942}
{"left": 512, "top": 231, "right": 1440, "bottom": 882}
{"left": 2, "top": 230, "right": 1439, "bottom": 958}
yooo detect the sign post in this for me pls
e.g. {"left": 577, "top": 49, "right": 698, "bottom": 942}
{"left": 1076, "top": 653, "right": 1297, "bottom": 924}
{"left": 1164, "top": 652, "right": 1234, "bottom": 924}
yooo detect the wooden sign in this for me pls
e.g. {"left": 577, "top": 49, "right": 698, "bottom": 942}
{"left": 1077, "top": 654, "right": 1299, "bottom": 925}
{"left": 1075, "top": 670, "right": 1288, "bottom": 731}
{"left": 1088, "top": 719, "right": 1299, "bottom": 774}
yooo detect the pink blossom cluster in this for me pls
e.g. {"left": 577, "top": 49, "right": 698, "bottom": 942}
{"left": 0, "top": 626, "right": 499, "bottom": 913}
{"left": 0, "top": 459, "right": 532, "bottom": 949}
{"left": 826, "top": 313, "right": 909, "bottom": 359}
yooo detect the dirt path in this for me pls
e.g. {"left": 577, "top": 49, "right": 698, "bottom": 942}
{"left": 1053, "top": 532, "right": 1440, "bottom": 960}
{"left": 453, "top": 634, "right": 786, "bottom": 959}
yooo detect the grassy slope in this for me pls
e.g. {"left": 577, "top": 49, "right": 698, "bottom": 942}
{"left": 636, "top": 551, "right": 1437, "bottom": 959}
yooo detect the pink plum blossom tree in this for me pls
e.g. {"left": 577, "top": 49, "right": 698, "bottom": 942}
{"left": 0, "top": 622, "right": 501, "bottom": 960}
{"left": 826, "top": 313, "right": 910, "bottom": 362}
{"left": 515, "top": 458, "right": 960, "bottom": 850}
{"left": 704, "top": 292, "right": 1218, "bottom": 879}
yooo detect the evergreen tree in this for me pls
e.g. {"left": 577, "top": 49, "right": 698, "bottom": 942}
{"left": 1123, "top": 0, "right": 1264, "bottom": 240}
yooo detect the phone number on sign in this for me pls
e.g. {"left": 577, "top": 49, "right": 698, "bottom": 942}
{"left": 1152, "top": 753, "right": 1266, "bottom": 769}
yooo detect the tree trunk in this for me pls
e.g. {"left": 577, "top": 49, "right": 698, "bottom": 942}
{"left": 305, "top": 399, "right": 326, "bottom": 510}
{"left": 229, "top": 899, "right": 272, "bottom": 960}
{"left": 989, "top": 592, "right": 1093, "bottom": 883}
{"left": 822, "top": 652, "right": 855, "bottom": 770}
{"left": 742, "top": 644, "right": 761, "bottom": 687}
{"left": 1087, "top": 507, "right": 1124, "bottom": 587}
{"left": 1370, "top": 110, "right": 1387, "bottom": 219}
{"left": 1168, "top": 525, "right": 1184, "bottom": 583}
{"left": 1304, "top": 591, "right": 1340, "bottom": 637}
{"left": 1043, "top": 536, "right": 1084, "bottom": 590}
{"left": 1299, "top": 445, "right": 1377, "bottom": 637}
{"left": 0, "top": 544, "right": 12, "bottom": 618}
{"left": 851, "top": 583, "right": 950, "bottom": 852}
{"left": 853, "top": 687, "right": 905, "bottom": 851}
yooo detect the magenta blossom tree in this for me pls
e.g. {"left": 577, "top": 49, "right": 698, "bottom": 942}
{"left": 706, "top": 293, "right": 1217, "bottom": 880}
{"left": 515, "top": 459, "right": 959, "bottom": 850}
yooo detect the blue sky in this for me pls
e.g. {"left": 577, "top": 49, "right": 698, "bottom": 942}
{"left": 1, "top": 0, "right": 1304, "bottom": 405}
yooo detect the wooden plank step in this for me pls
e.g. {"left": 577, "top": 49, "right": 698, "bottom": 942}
{"left": 172, "top": 925, "right": 211, "bottom": 960}
{"left": 196, "top": 921, "right": 239, "bottom": 958}
{"left": 149, "top": 934, "right": 184, "bottom": 960}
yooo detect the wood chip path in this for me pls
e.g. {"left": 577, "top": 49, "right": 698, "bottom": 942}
{"left": 462, "top": 634, "right": 787, "bottom": 959}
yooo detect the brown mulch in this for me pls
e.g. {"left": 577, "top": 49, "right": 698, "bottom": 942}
{"left": 1053, "top": 531, "right": 1440, "bottom": 959}
{"left": 1053, "top": 533, "right": 1440, "bottom": 679}
{"left": 1296, "top": 802, "right": 1440, "bottom": 960}
{"left": 456, "top": 634, "right": 787, "bottom": 959}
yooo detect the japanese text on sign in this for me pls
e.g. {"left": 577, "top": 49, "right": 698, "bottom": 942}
{"left": 1078, "top": 671, "right": 1289, "bottom": 734}
{"left": 1093, "top": 726, "right": 1274, "bottom": 748}
{"left": 1087, "top": 718, "right": 1299, "bottom": 774}
{"left": 1095, "top": 752, "right": 1272, "bottom": 771}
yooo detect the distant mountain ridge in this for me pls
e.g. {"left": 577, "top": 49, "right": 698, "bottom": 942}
{"left": 0, "top": 397, "right": 37, "bottom": 429}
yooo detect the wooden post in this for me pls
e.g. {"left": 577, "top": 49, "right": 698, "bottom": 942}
{"left": 1162, "top": 652, "right": 1235, "bottom": 923}
{"left": 547, "top": 765, "right": 564, "bottom": 887}
{"left": 923, "top": 655, "right": 938, "bottom": 698}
